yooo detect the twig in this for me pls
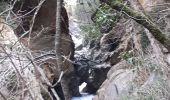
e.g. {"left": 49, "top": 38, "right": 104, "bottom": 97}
{"left": 0, "top": 46, "right": 34, "bottom": 100}
{"left": 0, "top": 7, "right": 13, "bottom": 16}
{"left": 28, "top": 0, "right": 46, "bottom": 46}
{"left": 50, "top": 71, "right": 64, "bottom": 88}
{"left": 26, "top": 53, "right": 61, "bottom": 100}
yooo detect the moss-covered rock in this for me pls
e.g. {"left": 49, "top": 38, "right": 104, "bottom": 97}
{"left": 105, "top": 0, "right": 170, "bottom": 51}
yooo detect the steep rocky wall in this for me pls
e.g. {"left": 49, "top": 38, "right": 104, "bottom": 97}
{"left": 92, "top": 0, "right": 170, "bottom": 99}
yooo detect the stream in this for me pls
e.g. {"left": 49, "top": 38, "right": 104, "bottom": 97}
{"left": 70, "top": 16, "right": 94, "bottom": 100}
{"left": 65, "top": 0, "right": 100, "bottom": 99}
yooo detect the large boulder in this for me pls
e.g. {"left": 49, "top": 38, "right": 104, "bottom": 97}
{"left": 0, "top": 18, "right": 44, "bottom": 100}
{"left": 93, "top": 68, "right": 136, "bottom": 100}
{"left": 12, "top": 0, "right": 77, "bottom": 99}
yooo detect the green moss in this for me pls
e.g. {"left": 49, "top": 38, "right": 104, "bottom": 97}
{"left": 120, "top": 51, "right": 135, "bottom": 64}
{"left": 80, "top": 24, "right": 102, "bottom": 40}
{"left": 107, "top": 0, "right": 170, "bottom": 50}
{"left": 109, "top": 0, "right": 123, "bottom": 5}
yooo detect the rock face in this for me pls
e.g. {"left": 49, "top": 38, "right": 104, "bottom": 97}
{"left": 13, "top": 0, "right": 73, "bottom": 53}
{"left": 93, "top": 69, "right": 135, "bottom": 100}
{"left": 92, "top": 0, "right": 170, "bottom": 100}
{"left": 74, "top": 55, "right": 110, "bottom": 94}
{"left": 12, "top": 0, "right": 77, "bottom": 99}
{"left": 137, "top": 0, "right": 164, "bottom": 11}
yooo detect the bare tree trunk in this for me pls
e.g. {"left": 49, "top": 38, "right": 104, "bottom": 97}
{"left": 55, "top": 0, "right": 71, "bottom": 100}
{"left": 55, "top": 0, "right": 62, "bottom": 65}
{"left": 105, "top": 0, "right": 170, "bottom": 51}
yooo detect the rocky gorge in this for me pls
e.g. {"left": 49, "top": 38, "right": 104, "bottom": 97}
{"left": 0, "top": 0, "right": 170, "bottom": 100}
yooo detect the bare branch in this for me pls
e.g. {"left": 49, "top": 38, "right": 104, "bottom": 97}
{"left": 28, "top": 0, "right": 46, "bottom": 46}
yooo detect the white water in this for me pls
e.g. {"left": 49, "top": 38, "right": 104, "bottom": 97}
{"left": 68, "top": 11, "right": 94, "bottom": 100}
{"left": 71, "top": 95, "right": 94, "bottom": 100}
{"left": 69, "top": 15, "right": 94, "bottom": 100}
{"left": 72, "top": 82, "right": 94, "bottom": 100}
{"left": 69, "top": 17, "right": 83, "bottom": 47}
{"left": 79, "top": 82, "right": 87, "bottom": 92}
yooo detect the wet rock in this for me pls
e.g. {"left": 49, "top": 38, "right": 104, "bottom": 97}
{"left": 76, "top": 44, "right": 83, "bottom": 51}
{"left": 72, "top": 19, "right": 132, "bottom": 96}
{"left": 78, "top": 67, "right": 110, "bottom": 94}
{"left": 100, "top": 23, "right": 113, "bottom": 33}
{"left": 48, "top": 82, "right": 65, "bottom": 100}
{"left": 89, "top": 39, "right": 96, "bottom": 49}
{"left": 69, "top": 74, "right": 81, "bottom": 97}
{"left": 99, "top": 23, "right": 126, "bottom": 52}
{"left": 100, "top": 33, "right": 117, "bottom": 52}
{"left": 74, "top": 56, "right": 110, "bottom": 94}
{"left": 83, "top": 39, "right": 90, "bottom": 47}
{"left": 88, "top": 38, "right": 101, "bottom": 50}
{"left": 87, "top": 68, "right": 110, "bottom": 93}
{"left": 92, "top": 51, "right": 110, "bottom": 63}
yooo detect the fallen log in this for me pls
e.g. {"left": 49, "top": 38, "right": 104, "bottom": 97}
{"left": 104, "top": 0, "right": 170, "bottom": 51}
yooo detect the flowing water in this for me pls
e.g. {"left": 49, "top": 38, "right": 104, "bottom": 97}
{"left": 65, "top": 1, "right": 100, "bottom": 99}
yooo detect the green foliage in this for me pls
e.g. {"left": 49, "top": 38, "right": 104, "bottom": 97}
{"left": 120, "top": 51, "right": 134, "bottom": 64}
{"left": 80, "top": 24, "right": 102, "bottom": 40}
{"left": 79, "top": 3, "right": 120, "bottom": 42}
{"left": 94, "top": 4, "right": 119, "bottom": 28}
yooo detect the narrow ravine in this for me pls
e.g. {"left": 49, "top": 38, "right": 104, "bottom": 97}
{"left": 1, "top": 0, "right": 170, "bottom": 100}
{"left": 70, "top": 18, "right": 94, "bottom": 100}
{"left": 65, "top": 0, "right": 100, "bottom": 99}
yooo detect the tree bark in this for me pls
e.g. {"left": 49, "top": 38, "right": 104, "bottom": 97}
{"left": 105, "top": 0, "right": 170, "bottom": 51}
{"left": 55, "top": 0, "right": 71, "bottom": 100}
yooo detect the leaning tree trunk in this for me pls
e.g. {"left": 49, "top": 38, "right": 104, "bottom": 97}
{"left": 55, "top": 0, "right": 72, "bottom": 100}
{"left": 104, "top": 0, "right": 170, "bottom": 51}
